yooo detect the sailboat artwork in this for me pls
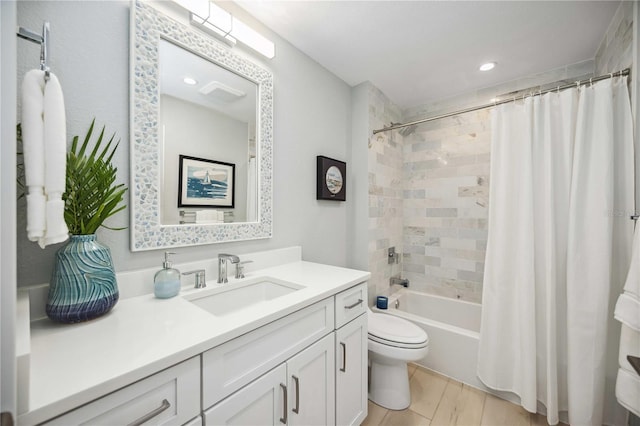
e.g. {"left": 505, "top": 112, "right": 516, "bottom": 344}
{"left": 178, "top": 155, "right": 235, "bottom": 208}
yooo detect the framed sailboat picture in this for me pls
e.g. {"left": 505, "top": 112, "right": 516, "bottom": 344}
{"left": 178, "top": 155, "right": 235, "bottom": 208}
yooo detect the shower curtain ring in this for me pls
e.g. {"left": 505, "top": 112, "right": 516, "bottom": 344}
{"left": 590, "top": 77, "right": 593, "bottom": 87}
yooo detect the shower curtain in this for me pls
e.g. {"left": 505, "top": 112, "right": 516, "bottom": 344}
{"left": 477, "top": 76, "right": 634, "bottom": 425}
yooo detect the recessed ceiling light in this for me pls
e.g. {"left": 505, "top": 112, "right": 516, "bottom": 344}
{"left": 183, "top": 76, "right": 198, "bottom": 85}
{"left": 480, "top": 62, "right": 496, "bottom": 72}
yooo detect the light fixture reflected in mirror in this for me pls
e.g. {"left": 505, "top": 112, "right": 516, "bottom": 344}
{"left": 183, "top": 76, "right": 198, "bottom": 85}
{"left": 174, "top": 0, "right": 275, "bottom": 59}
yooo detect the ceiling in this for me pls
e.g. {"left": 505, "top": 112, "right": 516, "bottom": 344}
{"left": 236, "top": 1, "right": 621, "bottom": 109}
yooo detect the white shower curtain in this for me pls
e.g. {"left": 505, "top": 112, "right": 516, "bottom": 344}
{"left": 477, "top": 76, "right": 634, "bottom": 425}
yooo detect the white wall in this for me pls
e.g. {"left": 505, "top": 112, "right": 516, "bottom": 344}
{"left": 348, "top": 83, "right": 372, "bottom": 303}
{"left": 160, "top": 95, "right": 249, "bottom": 224}
{"left": 1, "top": 0, "right": 17, "bottom": 419}
{"left": 16, "top": 1, "right": 353, "bottom": 286}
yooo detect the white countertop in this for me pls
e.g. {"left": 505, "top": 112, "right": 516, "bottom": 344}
{"left": 19, "top": 259, "right": 370, "bottom": 425}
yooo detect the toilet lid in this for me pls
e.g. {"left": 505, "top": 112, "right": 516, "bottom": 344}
{"left": 368, "top": 312, "right": 428, "bottom": 346}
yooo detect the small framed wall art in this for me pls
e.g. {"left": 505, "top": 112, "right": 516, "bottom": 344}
{"left": 178, "top": 155, "right": 235, "bottom": 208}
{"left": 316, "top": 155, "right": 346, "bottom": 201}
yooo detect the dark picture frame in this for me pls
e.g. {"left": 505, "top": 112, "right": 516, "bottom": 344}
{"left": 178, "top": 155, "right": 235, "bottom": 208}
{"left": 316, "top": 156, "right": 346, "bottom": 201}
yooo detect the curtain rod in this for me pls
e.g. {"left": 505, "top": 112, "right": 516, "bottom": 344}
{"left": 373, "top": 68, "right": 631, "bottom": 135}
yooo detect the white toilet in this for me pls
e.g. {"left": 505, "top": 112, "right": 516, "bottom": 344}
{"left": 368, "top": 308, "right": 429, "bottom": 410}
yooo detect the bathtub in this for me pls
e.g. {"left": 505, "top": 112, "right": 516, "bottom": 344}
{"left": 372, "top": 289, "right": 485, "bottom": 389}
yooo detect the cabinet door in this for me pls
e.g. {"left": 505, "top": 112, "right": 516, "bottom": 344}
{"left": 287, "top": 334, "right": 335, "bottom": 426}
{"left": 335, "top": 314, "right": 367, "bottom": 426}
{"left": 204, "top": 364, "right": 287, "bottom": 426}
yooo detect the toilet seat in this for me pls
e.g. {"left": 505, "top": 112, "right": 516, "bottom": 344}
{"left": 368, "top": 333, "right": 428, "bottom": 349}
{"left": 368, "top": 312, "right": 428, "bottom": 348}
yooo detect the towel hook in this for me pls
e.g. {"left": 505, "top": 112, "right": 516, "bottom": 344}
{"left": 16, "top": 21, "right": 50, "bottom": 82}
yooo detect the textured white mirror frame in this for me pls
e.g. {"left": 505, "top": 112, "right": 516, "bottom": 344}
{"left": 130, "top": 1, "right": 273, "bottom": 251}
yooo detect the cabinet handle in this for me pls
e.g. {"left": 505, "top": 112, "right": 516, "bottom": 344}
{"left": 344, "top": 299, "right": 363, "bottom": 309}
{"left": 280, "top": 383, "right": 288, "bottom": 424}
{"left": 127, "top": 399, "right": 170, "bottom": 426}
{"left": 340, "top": 342, "right": 347, "bottom": 372}
{"left": 292, "top": 375, "right": 300, "bottom": 414}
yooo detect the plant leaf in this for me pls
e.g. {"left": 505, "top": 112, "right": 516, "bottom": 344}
{"left": 64, "top": 119, "right": 128, "bottom": 235}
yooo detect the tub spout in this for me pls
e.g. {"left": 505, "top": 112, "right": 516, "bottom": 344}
{"left": 390, "top": 277, "right": 409, "bottom": 287}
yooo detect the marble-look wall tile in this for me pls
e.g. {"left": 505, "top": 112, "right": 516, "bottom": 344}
{"left": 368, "top": 84, "right": 404, "bottom": 301}
{"left": 400, "top": 109, "right": 490, "bottom": 303}
{"left": 595, "top": 1, "right": 634, "bottom": 74}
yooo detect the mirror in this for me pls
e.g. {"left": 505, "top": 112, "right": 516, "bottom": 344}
{"left": 159, "top": 39, "right": 257, "bottom": 225}
{"left": 130, "top": 1, "right": 273, "bottom": 251}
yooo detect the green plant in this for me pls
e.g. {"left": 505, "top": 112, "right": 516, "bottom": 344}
{"left": 64, "top": 119, "right": 128, "bottom": 235}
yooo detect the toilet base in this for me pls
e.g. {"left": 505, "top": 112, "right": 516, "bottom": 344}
{"left": 368, "top": 351, "right": 412, "bottom": 410}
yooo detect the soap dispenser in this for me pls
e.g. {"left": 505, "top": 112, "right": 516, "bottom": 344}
{"left": 154, "top": 252, "right": 181, "bottom": 299}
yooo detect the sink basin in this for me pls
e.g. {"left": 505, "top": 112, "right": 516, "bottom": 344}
{"left": 184, "top": 278, "right": 304, "bottom": 316}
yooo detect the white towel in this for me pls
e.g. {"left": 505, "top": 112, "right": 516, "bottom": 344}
{"left": 21, "top": 70, "right": 69, "bottom": 248}
{"left": 195, "top": 210, "right": 221, "bottom": 224}
{"left": 619, "top": 324, "right": 640, "bottom": 374}
{"left": 22, "top": 70, "right": 46, "bottom": 241}
{"left": 623, "top": 223, "right": 640, "bottom": 298}
{"left": 615, "top": 293, "right": 640, "bottom": 332}
{"left": 41, "top": 73, "right": 69, "bottom": 247}
{"left": 616, "top": 368, "right": 640, "bottom": 417}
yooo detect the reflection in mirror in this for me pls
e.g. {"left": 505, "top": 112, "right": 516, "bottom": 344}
{"left": 130, "top": 1, "right": 273, "bottom": 251}
{"left": 159, "top": 39, "right": 258, "bottom": 225}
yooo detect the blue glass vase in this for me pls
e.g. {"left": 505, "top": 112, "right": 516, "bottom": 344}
{"left": 47, "top": 234, "right": 119, "bottom": 323}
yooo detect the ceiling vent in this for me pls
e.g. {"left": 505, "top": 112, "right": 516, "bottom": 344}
{"left": 198, "top": 81, "right": 246, "bottom": 102}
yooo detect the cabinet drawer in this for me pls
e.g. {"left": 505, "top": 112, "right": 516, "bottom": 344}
{"left": 335, "top": 283, "right": 367, "bottom": 329}
{"left": 45, "top": 357, "right": 200, "bottom": 426}
{"left": 203, "top": 298, "right": 334, "bottom": 408}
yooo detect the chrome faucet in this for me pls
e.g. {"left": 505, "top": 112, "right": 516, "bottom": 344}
{"left": 390, "top": 277, "right": 410, "bottom": 288}
{"left": 218, "top": 254, "right": 240, "bottom": 283}
{"left": 183, "top": 269, "right": 206, "bottom": 289}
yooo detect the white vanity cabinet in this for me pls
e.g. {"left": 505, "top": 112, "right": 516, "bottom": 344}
{"left": 205, "top": 334, "right": 335, "bottom": 426}
{"left": 334, "top": 284, "right": 368, "bottom": 426}
{"left": 202, "top": 283, "right": 367, "bottom": 426}
{"left": 20, "top": 256, "right": 372, "bottom": 426}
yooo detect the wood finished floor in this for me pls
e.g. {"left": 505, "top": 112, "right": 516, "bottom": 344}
{"left": 362, "top": 365, "right": 566, "bottom": 426}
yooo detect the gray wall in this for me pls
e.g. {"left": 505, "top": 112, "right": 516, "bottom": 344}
{"left": 17, "top": 1, "right": 353, "bottom": 286}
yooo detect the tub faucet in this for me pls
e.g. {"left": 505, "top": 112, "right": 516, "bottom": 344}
{"left": 218, "top": 253, "right": 240, "bottom": 283}
{"left": 390, "top": 277, "right": 409, "bottom": 288}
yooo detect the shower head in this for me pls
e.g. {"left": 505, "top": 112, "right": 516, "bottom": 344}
{"left": 399, "top": 124, "right": 417, "bottom": 137}
{"left": 389, "top": 122, "right": 417, "bottom": 137}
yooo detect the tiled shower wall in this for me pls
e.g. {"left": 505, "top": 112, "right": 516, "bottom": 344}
{"left": 401, "top": 111, "right": 490, "bottom": 303}
{"left": 367, "top": 84, "right": 404, "bottom": 300}
{"left": 594, "top": 0, "right": 633, "bottom": 74}
{"left": 395, "top": 61, "right": 601, "bottom": 304}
